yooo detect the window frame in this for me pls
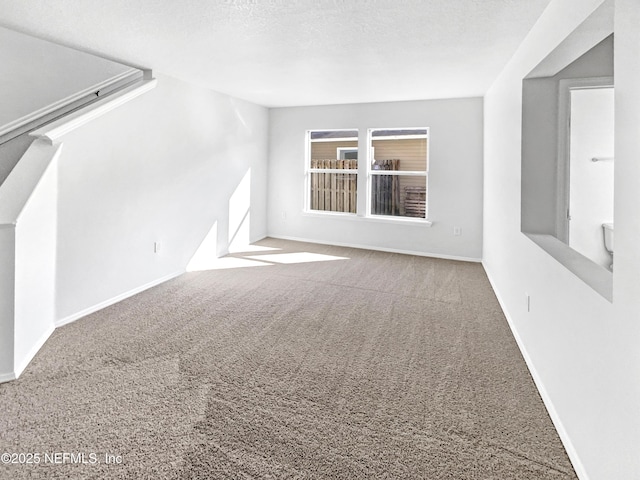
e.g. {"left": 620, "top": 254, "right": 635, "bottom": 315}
{"left": 366, "top": 127, "right": 430, "bottom": 220}
{"left": 305, "top": 129, "right": 359, "bottom": 215}
{"left": 304, "top": 127, "right": 431, "bottom": 224}
{"left": 336, "top": 147, "right": 358, "bottom": 160}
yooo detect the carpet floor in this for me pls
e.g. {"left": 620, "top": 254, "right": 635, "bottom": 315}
{"left": 0, "top": 238, "right": 577, "bottom": 479}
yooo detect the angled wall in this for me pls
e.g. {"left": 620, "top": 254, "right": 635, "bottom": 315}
{"left": 0, "top": 71, "right": 268, "bottom": 381}
{"left": 53, "top": 73, "right": 268, "bottom": 324}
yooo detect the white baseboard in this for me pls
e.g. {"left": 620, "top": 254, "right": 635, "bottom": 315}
{"left": 55, "top": 270, "right": 184, "bottom": 328}
{"left": 482, "top": 262, "right": 589, "bottom": 480}
{"left": 267, "top": 234, "right": 481, "bottom": 263}
{"left": 14, "top": 324, "right": 55, "bottom": 378}
{"left": 0, "top": 371, "right": 16, "bottom": 383}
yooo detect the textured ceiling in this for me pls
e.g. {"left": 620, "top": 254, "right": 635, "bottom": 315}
{"left": 0, "top": 0, "right": 552, "bottom": 107}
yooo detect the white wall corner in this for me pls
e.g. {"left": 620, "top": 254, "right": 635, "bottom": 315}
{"left": 12, "top": 140, "right": 60, "bottom": 381}
{"left": 0, "top": 138, "right": 61, "bottom": 382}
{"left": 13, "top": 325, "right": 55, "bottom": 379}
{"left": 0, "top": 372, "right": 17, "bottom": 384}
{"left": 0, "top": 226, "right": 16, "bottom": 383}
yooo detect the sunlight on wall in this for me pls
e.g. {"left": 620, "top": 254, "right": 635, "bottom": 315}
{"left": 186, "top": 221, "right": 218, "bottom": 272}
{"left": 229, "top": 169, "right": 251, "bottom": 253}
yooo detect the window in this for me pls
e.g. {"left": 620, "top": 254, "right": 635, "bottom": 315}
{"left": 368, "top": 128, "right": 428, "bottom": 218}
{"left": 337, "top": 147, "right": 358, "bottom": 160}
{"left": 307, "top": 130, "right": 358, "bottom": 214}
{"left": 306, "top": 128, "right": 430, "bottom": 220}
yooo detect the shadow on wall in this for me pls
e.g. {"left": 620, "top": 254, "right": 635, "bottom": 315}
{"left": 187, "top": 167, "right": 351, "bottom": 273}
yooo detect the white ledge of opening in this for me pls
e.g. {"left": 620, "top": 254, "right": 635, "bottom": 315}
{"left": 525, "top": 233, "right": 612, "bottom": 302}
{"left": 302, "top": 210, "right": 433, "bottom": 226}
{"left": 30, "top": 77, "right": 157, "bottom": 144}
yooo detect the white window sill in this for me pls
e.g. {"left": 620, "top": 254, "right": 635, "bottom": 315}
{"left": 302, "top": 210, "right": 433, "bottom": 227}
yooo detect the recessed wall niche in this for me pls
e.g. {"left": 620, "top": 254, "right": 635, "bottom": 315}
{"left": 521, "top": 0, "right": 614, "bottom": 301}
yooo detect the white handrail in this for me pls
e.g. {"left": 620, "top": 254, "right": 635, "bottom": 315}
{"left": 31, "top": 78, "right": 157, "bottom": 144}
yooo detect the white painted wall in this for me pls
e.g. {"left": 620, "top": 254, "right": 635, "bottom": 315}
{"left": 268, "top": 98, "right": 483, "bottom": 260}
{"left": 54, "top": 73, "right": 268, "bottom": 323}
{"left": 0, "top": 133, "right": 33, "bottom": 186}
{"left": 484, "top": 0, "right": 640, "bottom": 478}
{"left": 14, "top": 145, "right": 58, "bottom": 375}
{"left": 568, "top": 87, "right": 614, "bottom": 269}
{"left": 0, "top": 140, "right": 61, "bottom": 381}
{"left": 0, "top": 227, "right": 15, "bottom": 382}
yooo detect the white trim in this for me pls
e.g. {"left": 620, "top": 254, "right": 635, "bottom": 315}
{"left": 524, "top": 233, "right": 612, "bottom": 301}
{"left": 31, "top": 78, "right": 157, "bottom": 144}
{"left": 369, "top": 127, "right": 430, "bottom": 137}
{"left": 0, "top": 371, "right": 16, "bottom": 384}
{"left": 2, "top": 270, "right": 184, "bottom": 383}
{"left": 306, "top": 128, "right": 359, "bottom": 212}
{"left": 302, "top": 210, "right": 431, "bottom": 225}
{"left": 482, "top": 262, "right": 589, "bottom": 480}
{"left": 337, "top": 147, "right": 358, "bottom": 160}
{"left": 0, "top": 70, "right": 144, "bottom": 146}
{"left": 366, "top": 127, "right": 430, "bottom": 217}
{"left": 370, "top": 170, "right": 427, "bottom": 176}
{"left": 14, "top": 324, "right": 55, "bottom": 378}
{"left": 303, "top": 210, "right": 357, "bottom": 218}
{"left": 309, "top": 137, "right": 358, "bottom": 143}
{"left": 0, "top": 68, "right": 141, "bottom": 138}
{"left": 55, "top": 270, "right": 183, "bottom": 328}
{"left": 364, "top": 214, "right": 430, "bottom": 225}
{"left": 309, "top": 168, "right": 358, "bottom": 174}
{"left": 269, "top": 234, "right": 479, "bottom": 263}
{"left": 371, "top": 134, "right": 427, "bottom": 141}
{"left": 305, "top": 130, "right": 312, "bottom": 211}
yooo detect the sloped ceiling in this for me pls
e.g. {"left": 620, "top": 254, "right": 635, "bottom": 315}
{"left": 0, "top": 0, "right": 552, "bottom": 107}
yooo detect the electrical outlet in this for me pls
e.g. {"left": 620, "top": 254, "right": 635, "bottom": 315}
{"left": 453, "top": 226, "right": 462, "bottom": 236}
{"left": 281, "top": 211, "right": 287, "bottom": 220}
{"left": 154, "top": 241, "right": 161, "bottom": 254}
{"left": 525, "top": 293, "right": 531, "bottom": 313}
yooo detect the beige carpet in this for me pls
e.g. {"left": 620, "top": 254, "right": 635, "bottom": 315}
{"left": 0, "top": 238, "right": 577, "bottom": 479}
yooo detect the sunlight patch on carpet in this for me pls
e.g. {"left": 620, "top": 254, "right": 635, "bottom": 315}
{"left": 245, "top": 252, "right": 350, "bottom": 264}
